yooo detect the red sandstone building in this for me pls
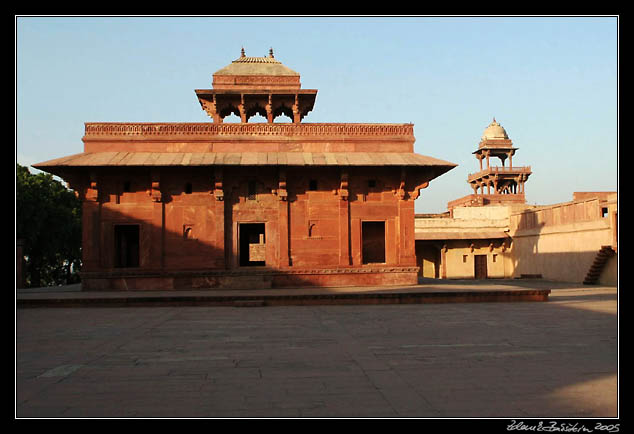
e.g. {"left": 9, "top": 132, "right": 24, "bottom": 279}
{"left": 34, "top": 49, "right": 456, "bottom": 290}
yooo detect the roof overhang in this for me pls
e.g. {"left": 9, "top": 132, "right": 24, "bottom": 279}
{"left": 33, "top": 151, "right": 457, "bottom": 179}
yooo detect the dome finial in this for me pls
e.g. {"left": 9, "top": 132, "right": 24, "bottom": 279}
{"left": 269, "top": 47, "right": 274, "bottom": 58}
{"left": 241, "top": 47, "right": 246, "bottom": 58}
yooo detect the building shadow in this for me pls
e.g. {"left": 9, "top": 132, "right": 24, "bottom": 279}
{"left": 73, "top": 166, "right": 421, "bottom": 292}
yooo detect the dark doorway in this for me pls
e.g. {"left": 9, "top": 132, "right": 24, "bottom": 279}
{"left": 239, "top": 223, "right": 266, "bottom": 266}
{"left": 474, "top": 254, "right": 488, "bottom": 279}
{"left": 362, "top": 221, "right": 386, "bottom": 264}
{"left": 114, "top": 224, "right": 140, "bottom": 268}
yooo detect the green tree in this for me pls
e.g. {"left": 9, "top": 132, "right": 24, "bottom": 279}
{"left": 16, "top": 164, "right": 82, "bottom": 287}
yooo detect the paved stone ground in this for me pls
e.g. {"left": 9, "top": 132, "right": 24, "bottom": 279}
{"left": 15, "top": 284, "right": 618, "bottom": 418}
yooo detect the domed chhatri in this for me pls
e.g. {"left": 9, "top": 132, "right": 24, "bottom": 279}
{"left": 475, "top": 117, "right": 516, "bottom": 155}
{"left": 466, "top": 117, "right": 532, "bottom": 204}
{"left": 195, "top": 48, "right": 318, "bottom": 123}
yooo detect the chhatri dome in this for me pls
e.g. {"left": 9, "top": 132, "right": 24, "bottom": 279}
{"left": 213, "top": 48, "right": 300, "bottom": 78}
{"left": 481, "top": 117, "right": 509, "bottom": 141}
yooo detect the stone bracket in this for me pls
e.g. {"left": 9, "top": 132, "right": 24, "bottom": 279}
{"left": 148, "top": 172, "right": 162, "bottom": 202}
{"left": 277, "top": 169, "right": 288, "bottom": 201}
{"left": 339, "top": 171, "right": 349, "bottom": 201}
{"left": 213, "top": 167, "right": 224, "bottom": 201}
{"left": 85, "top": 172, "right": 99, "bottom": 202}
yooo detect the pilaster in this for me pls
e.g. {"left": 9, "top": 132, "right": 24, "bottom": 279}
{"left": 213, "top": 167, "right": 226, "bottom": 268}
{"left": 82, "top": 173, "right": 101, "bottom": 272}
{"left": 338, "top": 170, "right": 351, "bottom": 266}
{"left": 148, "top": 172, "right": 164, "bottom": 269}
{"left": 278, "top": 169, "right": 290, "bottom": 267}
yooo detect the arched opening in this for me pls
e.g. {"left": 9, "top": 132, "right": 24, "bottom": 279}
{"left": 274, "top": 114, "right": 293, "bottom": 123}
{"left": 246, "top": 104, "right": 268, "bottom": 123}
{"left": 273, "top": 105, "right": 294, "bottom": 123}
{"left": 219, "top": 104, "right": 241, "bottom": 123}
{"left": 223, "top": 113, "right": 242, "bottom": 123}
{"left": 249, "top": 114, "right": 268, "bottom": 123}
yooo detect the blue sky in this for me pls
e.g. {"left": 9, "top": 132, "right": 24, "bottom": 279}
{"left": 16, "top": 16, "right": 618, "bottom": 213}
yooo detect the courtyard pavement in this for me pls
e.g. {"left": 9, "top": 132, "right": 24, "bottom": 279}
{"left": 15, "top": 280, "right": 618, "bottom": 419}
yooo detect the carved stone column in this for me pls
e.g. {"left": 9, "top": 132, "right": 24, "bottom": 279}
{"left": 292, "top": 94, "right": 300, "bottom": 123}
{"left": 397, "top": 199, "right": 416, "bottom": 266}
{"left": 338, "top": 170, "right": 350, "bottom": 266}
{"left": 213, "top": 167, "right": 226, "bottom": 268}
{"left": 238, "top": 95, "right": 247, "bottom": 123}
{"left": 278, "top": 169, "right": 290, "bottom": 267}
{"left": 441, "top": 244, "right": 448, "bottom": 279}
{"left": 82, "top": 173, "right": 101, "bottom": 271}
{"left": 148, "top": 172, "right": 164, "bottom": 269}
{"left": 266, "top": 94, "right": 273, "bottom": 123}
{"left": 507, "top": 150, "right": 515, "bottom": 169}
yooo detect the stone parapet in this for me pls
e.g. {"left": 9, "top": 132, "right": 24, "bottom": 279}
{"left": 83, "top": 122, "right": 414, "bottom": 139}
{"left": 82, "top": 122, "right": 416, "bottom": 154}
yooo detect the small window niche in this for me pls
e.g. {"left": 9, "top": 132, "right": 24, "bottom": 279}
{"left": 183, "top": 224, "right": 195, "bottom": 240}
{"left": 118, "top": 180, "right": 133, "bottom": 204}
{"left": 247, "top": 180, "right": 257, "bottom": 200}
{"left": 308, "top": 220, "right": 322, "bottom": 239}
{"left": 365, "top": 179, "right": 381, "bottom": 201}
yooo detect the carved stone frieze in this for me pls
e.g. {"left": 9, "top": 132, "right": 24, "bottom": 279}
{"left": 84, "top": 122, "right": 415, "bottom": 138}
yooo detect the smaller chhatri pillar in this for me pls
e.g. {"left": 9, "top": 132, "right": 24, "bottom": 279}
{"left": 195, "top": 48, "right": 318, "bottom": 123}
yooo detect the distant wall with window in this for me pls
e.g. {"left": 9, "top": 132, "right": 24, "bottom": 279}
{"left": 508, "top": 193, "right": 617, "bottom": 284}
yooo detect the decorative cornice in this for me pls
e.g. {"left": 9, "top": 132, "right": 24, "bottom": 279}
{"left": 213, "top": 75, "right": 300, "bottom": 85}
{"left": 84, "top": 122, "right": 415, "bottom": 139}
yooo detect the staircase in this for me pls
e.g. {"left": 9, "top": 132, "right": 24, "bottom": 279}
{"left": 583, "top": 246, "right": 616, "bottom": 285}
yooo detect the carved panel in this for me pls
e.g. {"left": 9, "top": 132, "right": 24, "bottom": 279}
{"left": 84, "top": 123, "right": 415, "bottom": 138}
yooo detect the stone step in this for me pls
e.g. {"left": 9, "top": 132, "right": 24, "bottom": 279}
{"left": 583, "top": 246, "right": 616, "bottom": 285}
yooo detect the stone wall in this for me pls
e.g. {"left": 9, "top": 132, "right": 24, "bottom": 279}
{"left": 508, "top": 196, "right": 617, "bottom": 284}
{"left": 414, "top": 193, "right": 618, "bottom": 284}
